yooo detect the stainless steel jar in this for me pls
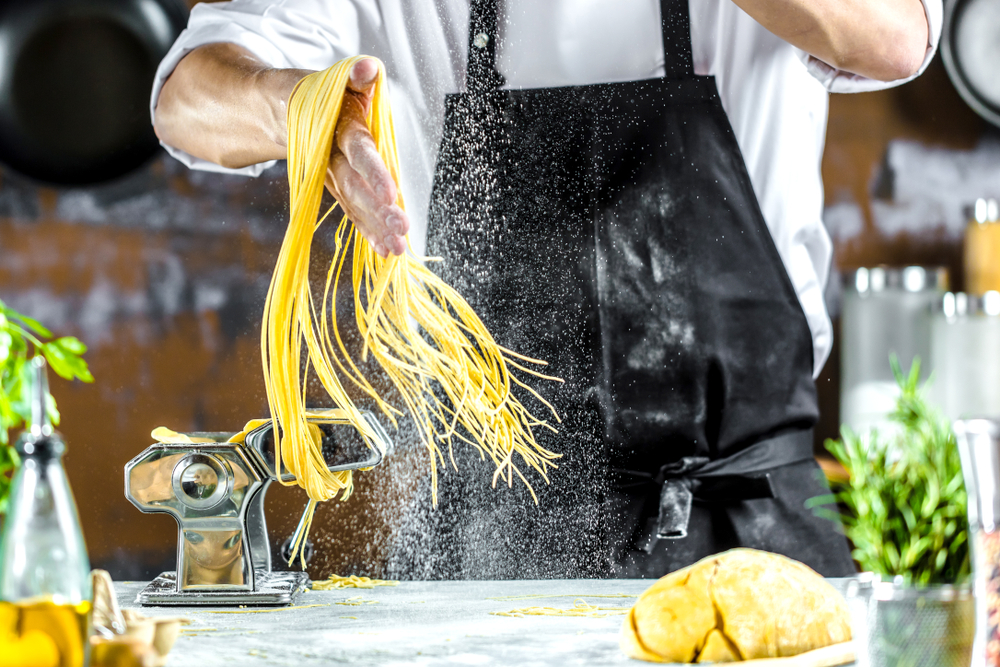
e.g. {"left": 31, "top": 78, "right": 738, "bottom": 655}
{"left": 846, "top": 574, "right": 974, "bottom": 667}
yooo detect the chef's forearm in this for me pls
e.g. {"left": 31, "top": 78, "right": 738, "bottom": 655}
{"left": 733, "top": 0, "right": 929, "bottom": 82}
{"left": 153, "top": 43, "right": 313, "bottom": 169}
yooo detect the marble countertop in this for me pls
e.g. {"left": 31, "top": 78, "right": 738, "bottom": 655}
{"left": 118, "top": 578, "right": 648, "bottom": 666}
{"left": 116, "top": 578, "right": 858, "bottom": 666}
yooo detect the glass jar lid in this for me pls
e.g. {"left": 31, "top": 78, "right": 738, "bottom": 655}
{"left": 845, "top": 266, "right": 950, "bottom": 294}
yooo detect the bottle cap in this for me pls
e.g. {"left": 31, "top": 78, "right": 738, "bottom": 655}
{"left": 16, "top": 357, "right": 65, "bottom": 458}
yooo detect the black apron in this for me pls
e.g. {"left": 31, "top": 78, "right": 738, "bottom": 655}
{"left": 395, "top": 0, "right": 855, "bottom": 580}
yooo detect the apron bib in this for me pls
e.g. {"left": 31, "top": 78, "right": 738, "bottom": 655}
{"left": 393, "top": 0, "right": 854, "bottom": 579}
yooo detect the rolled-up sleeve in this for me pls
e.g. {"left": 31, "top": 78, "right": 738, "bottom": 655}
{"left": 799, "top": 0, "right": 943, "bottom": 94}
{"left": 150, "top": 0, "right": 374, "bottom": 176}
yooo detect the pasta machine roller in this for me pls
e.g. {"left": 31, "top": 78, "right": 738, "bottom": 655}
{"left": 124, "top": 412, "right": 391, "bottom": 606}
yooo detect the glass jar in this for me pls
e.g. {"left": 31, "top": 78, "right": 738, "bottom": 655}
{"left": 840, "top": 266, "right": 948, "bottom": 433}
{"left": 930, "top": 292, "right": 1000, "bottom": 420}
{"left": 965, "top": 198, "right": 1000, "bottom": 295}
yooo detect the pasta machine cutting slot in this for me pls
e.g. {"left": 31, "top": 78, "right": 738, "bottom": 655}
{"left": 124, "top": 412, "right": 391, "bottom": 606}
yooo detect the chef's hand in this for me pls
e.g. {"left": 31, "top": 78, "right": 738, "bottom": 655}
{"left": 154, "top": 46, "right": 409, "bottom": 258}
{"left": 325, "top": 58, "right": 410, "bottom": 258}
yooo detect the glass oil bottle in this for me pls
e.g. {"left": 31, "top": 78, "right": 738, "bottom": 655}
{"left": 0, "top": 357, "right": 91, "bottom": 667}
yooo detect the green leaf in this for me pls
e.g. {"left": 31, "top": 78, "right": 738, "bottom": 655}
{"left": 41, "top": 345, "right": 74, "bottom": 380}
{"left": 900, "top": 505, "right": 917, "bottom": 532}
{"left": 805, "top": 493, "right": 837, "bottom": 509}
{"left": 0, "top": 444, "right": 16, "bottom": 469}
{"left": 811, "top": 507, "right": 845, "bottom": 524}
{"left": 12, "top": 312, "right": 51, "bottom": 338}
{"left": 46, "top": 393, "right": 61, "bottom": 426}
{"left": 42, "top": 340, "right": 93, "bottom": 383}
{"left": 53, "top": 336, "right": 86, "bottom": 356}
{"left": 903, "top": 536, "right": 932, "bottom": 569}
{"left": 0, "top": 444, "right": 15, "bottom": 515}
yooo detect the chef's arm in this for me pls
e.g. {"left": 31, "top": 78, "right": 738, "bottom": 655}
{"left": 735, "top": 0, "right": 930, "bottom": 81}
{"left": 154, "top": 43, "right": 409, "bottom": 257}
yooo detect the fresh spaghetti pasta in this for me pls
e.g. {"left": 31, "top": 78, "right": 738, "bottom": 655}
{"left": 263, "top": 56, "right": 561, "bottom": 530}
{"left": 312, "top": 574, "right": 398, "bottom": 590}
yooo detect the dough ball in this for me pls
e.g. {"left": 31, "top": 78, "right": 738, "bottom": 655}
{"left": 620, "top": 548, "right": 851, "bottom": 663}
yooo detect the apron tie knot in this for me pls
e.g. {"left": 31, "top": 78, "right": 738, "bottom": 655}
{"left": 654, "top": 460, "right": 775, "bottom": 540}
{"left": 615, "top": 429, "right": 816, "bottom": 541}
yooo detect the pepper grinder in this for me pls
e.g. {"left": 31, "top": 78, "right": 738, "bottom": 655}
{"left": 954, "top": 418, "right": 1000, "bottom": 667}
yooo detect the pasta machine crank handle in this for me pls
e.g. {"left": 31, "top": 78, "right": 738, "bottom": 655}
{"left": 281, "top": 502, "right": 315, "bottom": 567}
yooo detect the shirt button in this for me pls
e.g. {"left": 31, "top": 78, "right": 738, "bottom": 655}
{"left": 473, "top": 32, "right": 489, "bottom": 49}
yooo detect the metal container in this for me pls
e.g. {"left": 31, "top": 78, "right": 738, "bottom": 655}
{"left": 841, "top": 267, "right": 948, "bottom": 433}
{"left": 846, "top": 574, "right": 974, "bottom": 667}
{"left": 954, "top": 419, "right": 1000, "bottom": 667}
{"left": 931, "top": 293, "right": 1000, "bottom": 420}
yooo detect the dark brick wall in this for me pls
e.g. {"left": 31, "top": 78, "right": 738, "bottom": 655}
{"left": 0, "top": 154, "right": 423, "bottom": 579}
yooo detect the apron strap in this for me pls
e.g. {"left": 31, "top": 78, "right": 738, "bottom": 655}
{"left": 465, "top": 0, "right": 695, "bottom": 91}
{"left": 660, "top": 0, "right": 695, "bottom": 78}
{"left": 466, "top": 0, "right": 505, "bottom": 92}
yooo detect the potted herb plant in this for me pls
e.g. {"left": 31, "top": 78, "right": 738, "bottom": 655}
{"left": 814, "top": 358, "right": 973, "bottom": 667}
{"left": 0, "top": 298, "right": 92, "bottom": 515}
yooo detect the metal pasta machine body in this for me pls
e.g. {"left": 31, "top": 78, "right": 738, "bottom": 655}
{"left": 124, "top": 413, "right": 390, "bottom": 606}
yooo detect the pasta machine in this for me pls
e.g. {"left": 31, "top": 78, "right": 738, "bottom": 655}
{"left": 124, "top": 412, "right": 391, "bottom": 606}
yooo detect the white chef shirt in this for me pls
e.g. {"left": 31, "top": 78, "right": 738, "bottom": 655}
{"left": 150, "top": 0, "right": 943, "bottom": 377}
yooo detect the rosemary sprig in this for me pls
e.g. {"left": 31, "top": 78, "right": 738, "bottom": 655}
{"left": 810, "top": 357, "right": 970, "bottom": 586}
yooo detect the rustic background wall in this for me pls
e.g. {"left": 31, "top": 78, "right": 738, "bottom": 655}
{"left": 0, "top": 156, "right": 426, "bottom": 579}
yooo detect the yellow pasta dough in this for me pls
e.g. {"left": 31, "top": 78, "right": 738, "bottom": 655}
{"left": 620, "top": 549, "right": 851, "bottom": 663}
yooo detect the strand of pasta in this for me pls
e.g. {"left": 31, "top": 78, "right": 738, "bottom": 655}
{"left": 261, "top": 56, "right": 562, "bottom": 524}
{"left": 200, "top": 604, "right": 330, "bottom": 615}
{"left": 312, "top": 574, "right": 399, "bottom": 590}
{"left": 486, "top": 594, "right": 637, "bottom": 601}
{"left": 491, "top": 599, "right": 631, "bottom": 618}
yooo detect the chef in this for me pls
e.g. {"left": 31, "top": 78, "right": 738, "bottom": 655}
{"left": 152, "top": 0, "right": 939, "bottom": 579}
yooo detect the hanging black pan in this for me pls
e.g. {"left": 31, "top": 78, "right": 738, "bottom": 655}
{"left": 942, "top": 0, "right": 1000, "bottom": 128}
{"left": 0, "top": 0, "right": 187, "bottom": 185}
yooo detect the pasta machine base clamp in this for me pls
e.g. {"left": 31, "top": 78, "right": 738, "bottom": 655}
{"left": 135, "top": 570, "right": 310, "bottom": 606}
{"left": 124, "top": 412, "right": 391, "bottom": 606}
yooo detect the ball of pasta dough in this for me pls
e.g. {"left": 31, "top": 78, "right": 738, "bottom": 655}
{"left": 620, "top": 548, "right": 851, "bottom": 663}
